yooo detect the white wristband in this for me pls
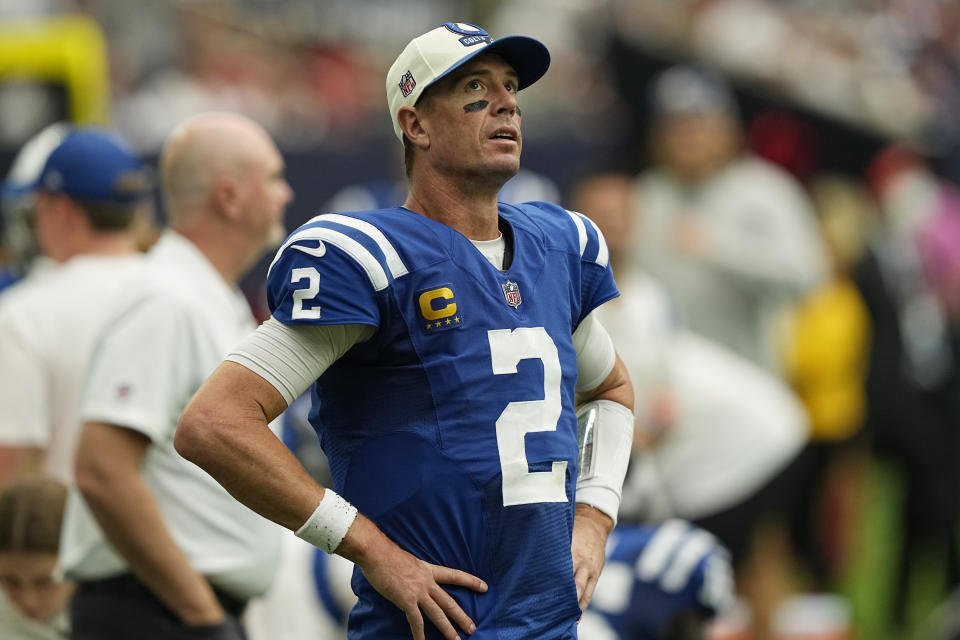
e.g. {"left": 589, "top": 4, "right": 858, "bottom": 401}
{"left": 575, "top": 399, "right": 635, "bottom": 525}
{"left": 295, "top": 489, "right": 358, "bottom": 553}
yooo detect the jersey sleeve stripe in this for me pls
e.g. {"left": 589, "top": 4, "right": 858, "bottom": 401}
{"left": 581, "top": 215, "right": 610, "bottom": 267}
{"left": 566, "top": 209, "right": 588, "bottom": 257}
{"left": 268, "top": 226, "right": 391, "bottom": 291}
{"left": 635, "top": 518, "right": 689, "bottom": 582}
{"left": 565, "top": 209, "right": 610, "bottom": 267}
{"left": 315, "top": 213, "right": 409, "bottom": 279}
{"left": 660, "top": 530, "right": 716, "bottom": 593}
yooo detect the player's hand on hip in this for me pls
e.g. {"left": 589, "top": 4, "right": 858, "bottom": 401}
{"left": 571, "top": 503, "right": 614, "bottom": 613}
{"left": 337, "top": 514, "right": 487, "bottom": 640}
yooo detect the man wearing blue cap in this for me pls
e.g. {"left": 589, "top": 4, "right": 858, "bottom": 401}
{"left": 177, "top": 23, "right": 635, "bottom": 640}
{"left": 60, "top": 112, "right": 292, "bottom": 640}
{"left": 0, "top": 127, "right": 153, "bottom": 490}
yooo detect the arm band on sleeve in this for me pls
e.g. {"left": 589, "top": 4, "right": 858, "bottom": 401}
{"left": 295, "top": 489, "right": 359, "bottom": 553}
{"left": 575, "top": 399, "right": 635, "bottom": 525}
{"left": 226, "top": 317, "right": 373, "bottom": 405}
{"left": 573, "top": 311, "right": 617, "bottom": 392}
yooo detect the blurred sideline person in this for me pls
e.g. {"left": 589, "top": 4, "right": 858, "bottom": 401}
{"left": 778, "top": 175, "right": 872, "bottom": 592}
{"left": 59, "top": 112, "right": 293, "bottom": 640}
{"left": 853, "top": 146, "right": 960, "bottom": 628}
{"left": 0, "top": 476, "right": 71, "bottom": 640}
{"left": 176, "top": 22, "right": 634, "bottom": 640}
{"left": 569, "top": 170, "right": 808, "bottom": 638}
{"left": 0, "top": 127, "right": 154, "bottom": 489}
{"left": 634, "top": 65, "right": 828, "bottom": 375}
{"left": 0, "top": 123, "right": 72, "bottom": 283}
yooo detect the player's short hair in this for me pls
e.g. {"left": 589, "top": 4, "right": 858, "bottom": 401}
{"left": 402, "top": 135, "right": 415, "bottom": 180}
{"left": 72, "top": 197, "right": 142, "bottom": 232}
{"left": 0, "top": 476, "right": 67, "bottom": 554}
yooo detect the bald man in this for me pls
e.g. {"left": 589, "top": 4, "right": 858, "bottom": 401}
{"left": 59, "top": 113, "right": 293, "bottom": 640}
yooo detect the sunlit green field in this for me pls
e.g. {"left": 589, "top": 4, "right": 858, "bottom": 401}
{"left": 840, "top": 461, "right": 955, "bottom": 640}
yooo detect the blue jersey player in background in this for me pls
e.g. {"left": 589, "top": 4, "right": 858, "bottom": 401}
{"left": 177, "top": 21, "right": 636, "bottom": 640}
{"left": 580, "top": 521, "right": 734, "bottom": 640}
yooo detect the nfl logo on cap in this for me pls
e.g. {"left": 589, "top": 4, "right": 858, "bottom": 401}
{"left": 399, "top": 70, "right": 416, "bottom": 98}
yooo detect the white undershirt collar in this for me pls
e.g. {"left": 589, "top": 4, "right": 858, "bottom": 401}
{"left": 470, "top": 233, "right": 506, "bottom": 271}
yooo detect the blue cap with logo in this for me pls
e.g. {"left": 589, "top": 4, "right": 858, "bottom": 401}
{"left": 29, "top": 129, "right": 151, "bottom": 203}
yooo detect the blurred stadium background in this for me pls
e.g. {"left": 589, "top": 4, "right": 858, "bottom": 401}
{"left": 2, "top": 1, "right": 960, "bottom": 639}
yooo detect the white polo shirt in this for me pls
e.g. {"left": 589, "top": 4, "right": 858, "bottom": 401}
{"left": 58, "top": 230, "right": 281, "bottom": 599}
{"left": 0, "top": 252, "right": 146, "bottom": 485}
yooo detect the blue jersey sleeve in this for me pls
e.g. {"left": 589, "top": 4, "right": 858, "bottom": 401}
{"left": 564, "top": 207, "right": 619, "bottom": 322}
{"left": 266, "top": 214, "right": 405, "bottom": 327}
{"left": 515, "top": 201, "right": 619, "bottom": 325}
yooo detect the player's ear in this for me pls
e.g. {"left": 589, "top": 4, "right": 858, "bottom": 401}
{"left": 398, "top": 106, "right": 429, "bottom": 150}
{"left": 212, "top": 175, "right": 241, "bottom": 220}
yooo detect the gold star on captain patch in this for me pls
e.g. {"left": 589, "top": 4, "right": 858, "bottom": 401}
{"left": 425, "top": 323, "right": 432, "bottom": 330}
{"left": 445, "top": 318, "right": 451, "bottom": 325}
{"left": 454, "top": 316, "right": 460, "bottom": 323}
{"left": 434, "top": 321, "right": 442, "bottom": 328}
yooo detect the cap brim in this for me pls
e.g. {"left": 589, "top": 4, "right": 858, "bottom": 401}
{"left": 428, "top": 34, "right": 551, "bottom": 95}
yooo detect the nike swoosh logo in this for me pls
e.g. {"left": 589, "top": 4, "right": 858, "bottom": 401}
{"left": 291, "top": 242, "right": 327, "bottom": 257}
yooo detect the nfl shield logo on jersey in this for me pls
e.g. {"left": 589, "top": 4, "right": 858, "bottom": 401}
{"left": 399, "top": 70, "right": 416, "bottom": 97}
{"left": 501, "top": 280, "right": 522, "bottom": 308}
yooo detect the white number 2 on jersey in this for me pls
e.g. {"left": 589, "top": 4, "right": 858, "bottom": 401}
{"left": 488, "top": 327, "right": 568, "bottom": 506}
{"left": 290, "top": 267, "right": 322, "bottom": 319}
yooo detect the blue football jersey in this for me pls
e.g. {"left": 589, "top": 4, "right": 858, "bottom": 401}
{"left": 579, "top": 521, "right": 735, "bottom": 640}
{"left": 307, "top": 521, "right": 735, "bottom": 640}
{"left": 266, "top": 202, "right": 617, "bottom": 639}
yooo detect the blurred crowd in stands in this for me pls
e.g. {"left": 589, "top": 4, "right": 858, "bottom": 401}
{"left": 0, "top": 0, "right": 954, "bottom": 161}
{"left": 2, "top": 1, "right": 960, "bottom": 639}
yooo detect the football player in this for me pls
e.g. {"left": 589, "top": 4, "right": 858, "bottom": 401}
{"left": 177, "top": 22, "right": 635, "bottom": 640}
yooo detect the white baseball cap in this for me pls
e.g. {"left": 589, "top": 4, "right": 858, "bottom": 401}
{"left": 386, "top": 22, "right": 550, "bottom": 140}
